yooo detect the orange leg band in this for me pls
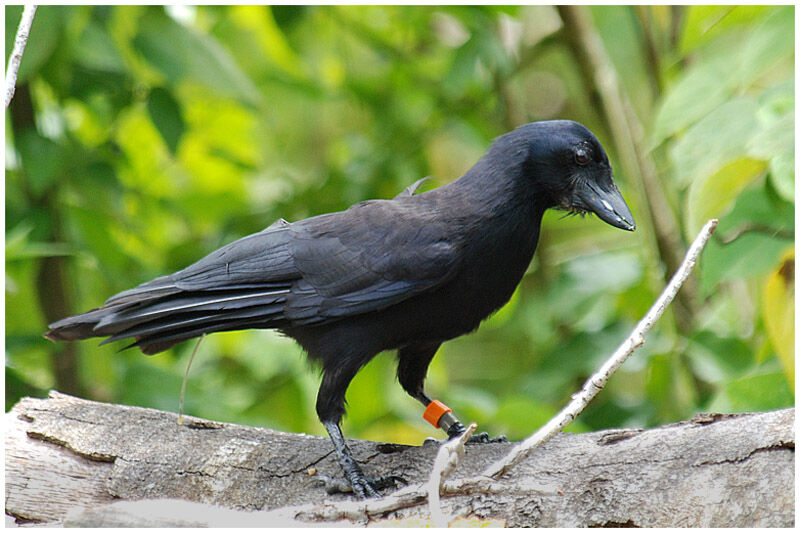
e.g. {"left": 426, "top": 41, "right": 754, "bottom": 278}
{"left": 423, "top": 399, "right": 452, "bottom": 428}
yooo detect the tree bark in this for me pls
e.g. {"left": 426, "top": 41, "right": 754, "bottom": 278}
{"left": 5, "top": 391, "right": 794, "bottom": 527}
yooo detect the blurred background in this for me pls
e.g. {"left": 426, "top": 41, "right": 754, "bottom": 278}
{"left": 5, "top": 5, "right": 794, "bottom": 443}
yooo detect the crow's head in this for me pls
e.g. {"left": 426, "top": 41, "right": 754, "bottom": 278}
{"left": 514, "top": 120, "right": 636, "bottom": 231}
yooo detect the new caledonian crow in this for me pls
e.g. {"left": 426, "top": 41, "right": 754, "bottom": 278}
{"left": 45, "top": 120, "right": 635, "bottom": 498}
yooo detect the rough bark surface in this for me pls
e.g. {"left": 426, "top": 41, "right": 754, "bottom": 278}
{"left": 5, "top": 391, "right": 794, "bottom": 527}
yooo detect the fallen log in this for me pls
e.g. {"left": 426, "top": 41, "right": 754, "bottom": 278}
{"left": 4, "top": 391, "right": 794, "bottom": 527}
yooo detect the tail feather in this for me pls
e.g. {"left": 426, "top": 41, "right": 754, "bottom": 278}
{"left": 102, "top": 277, "right": 180, "bottom": 306}
{"left": 44, "top": 304, "right": 129, "bottom": 342}
{"left": 44, "top": 284, "right": 291, "bottom": 354}
{"left": 99, "top": 302, "right": 285, "bottom": 346}
{"left": 128, "top": 316, "right": 278, "bottom": 355}
{"left": 93, "top": 288, "right": 289, "bottom": 334}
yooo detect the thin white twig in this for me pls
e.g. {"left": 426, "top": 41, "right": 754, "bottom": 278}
{"left": 481, "top": 218, "right": 719, "bottom": 479}
{"left": 288, "top": 483, "right": 427, "bottom": 524}
{"left": 426, "top": 422, "right": 476, "bottom": 527}
{"left": 5, "top": 5, "right": 37, "bottom": 109}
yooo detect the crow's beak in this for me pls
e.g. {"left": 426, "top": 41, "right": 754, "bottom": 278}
{"left": 577, "top": 181, "right": 636, "bottom": 231}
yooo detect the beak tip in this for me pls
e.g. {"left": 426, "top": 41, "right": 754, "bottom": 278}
{"left": 575, "top": 181, "right": 636, "bottom": 232}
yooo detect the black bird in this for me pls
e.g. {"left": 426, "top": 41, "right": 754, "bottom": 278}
{"left": 45, "top": 120, "right": 635, "bottom": 498}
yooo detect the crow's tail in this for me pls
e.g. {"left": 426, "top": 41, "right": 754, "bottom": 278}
{"left": 45, "top": 282, "right": 291, "bottom": 354}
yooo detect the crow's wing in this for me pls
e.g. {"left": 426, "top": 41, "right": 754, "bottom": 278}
{"left": 284, "top": 197, "right": 460, "bottom": 324}
{"left": 46, "top": 194, "right": 460, "bottom": 352}
{"left": 105, "top": 218, "right": 298, "bottom": 306}
{"left": 135, "top": 195, "right": 460, "bottom": 324}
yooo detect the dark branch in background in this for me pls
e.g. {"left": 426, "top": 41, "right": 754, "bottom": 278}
{"left": 9, "top": 84, "right": 82, "bottom": 396}
{"left": 633, "top": 6, "right": 664, "bottom": 95}
{"left": 7, "top": 4, "right": 81, "bottom": 395}
{"left": 557, "top": 5, "right": 698, "bottom": 333}
{"left": 669, "top": 7, "right": 686, "bottom": 53}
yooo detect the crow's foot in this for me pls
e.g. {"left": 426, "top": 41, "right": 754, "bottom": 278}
{"left": 423, "top": 430, "right": 508, "bottom": 446}
{"left": 467, "top": 431, "right": 508, "bottom": 443}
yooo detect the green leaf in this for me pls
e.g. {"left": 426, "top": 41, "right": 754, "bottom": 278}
{"left": 713, "top": 185, "right": 794, "bottom": 241}
{"left": 734, "top": 6, "right": 794, "bottom": 90}
{"left": 6, "top": 241, "right": 72, "bottom": 261}
{"left": 767, "top": 154, "right": 794, "bottom": 202}
{"left": 131, "top": 16, "right": 183, "bottom": 79}
{"left": 564, "top": 251, "right": 643, "bottom": 297}
{"left": 670, "top": 97, "right": 759, "bottom": 188}
{"left": 68, "top": 205, "right": 128, "bottom": 272}
{"left": 15, "top": 130, "right": 68, "bottom": 196}
{"left": 492, "top": 396, "right": 569, "bottom": 438}
{"left": 343, "top": 354, "right": 394, "bottom": 429}
{"left": 5, "top": 222, "right": 34, "bottom": 252}
{"left": 132, "top": 8, "right": 262, "bottom": 107}
{"left": 645, "top": 352, "right": 700, "bottom": 424}
{"left": 229, "top": 6, "right": 305, "bottom": 79}
{"left": 653, "top": 6, "right": 793, "bottom": 147}
{"left": 118, "top": 360, "right": 185, "bottom": 412}
{"left": 679, "top": 6, "right": 770, "bottom": 53}
{"left": 700, "top": 231, "right": 793, "bottom": 295}
{"left": 652, "top": 54, "right": 731, "bottom": 145}
{"left": 749, "top": 85, "right": 793, "bottom": 160}
{"left": 687, "top": 331, "right": 755, "bottom": 383}
{"left": 146, "top": 87, "right": 185, "bottom": 154}
{"left": 707, "top": 369, "right": 793, "bottom": 412}
{"left": 73, "top": 19, "right": 126, "bottom": 72}
{"left": 686, "top": 157, "right": 767, "bottom": 236}
{"left": 762, "top": 249, "right": 794, "bottom": 388}
{"left": 749, "top": 82, "right": 794, "bottom": 202}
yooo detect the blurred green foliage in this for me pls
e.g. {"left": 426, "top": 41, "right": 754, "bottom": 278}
{"left": 5, "top": 6, "right": 794, "bottom": 444}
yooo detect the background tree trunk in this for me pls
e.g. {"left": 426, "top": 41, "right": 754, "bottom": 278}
{"left": 5, "top": 391, "right": 794, "bottom": 527}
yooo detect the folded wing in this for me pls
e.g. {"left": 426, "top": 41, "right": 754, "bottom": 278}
{"left": 45, "top": 194, "right": 460, "bottom": 353}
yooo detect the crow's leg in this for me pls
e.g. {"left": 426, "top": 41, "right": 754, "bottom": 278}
{"left": 316, "top": 363, "right": 386, "bottom": 499}
{"left": 397, "top": 343, "right": 464, "bottom": 437}
{"left": 398, "top": 343, "right": 506, "bottom": 443}
{"left": 321, "top": 420, "right": 380, "bottom": 498}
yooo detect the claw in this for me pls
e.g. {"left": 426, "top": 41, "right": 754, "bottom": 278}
{"left": 322, "top": 420, "right": 387, "bottom": 499}
{"left": 353, "top": 475, "right": 380, "bottom": 499}
{"left": 314, "top": 473, "right": 405, "bottom": 497}
{"left": 423, "top": 431, "right": 507, "bottom": 446}
{"left": 467, "top": 431, "right": 508, "bottom": 444}
{"left": 314, "top": 473, "right": 353, "bottom": 495}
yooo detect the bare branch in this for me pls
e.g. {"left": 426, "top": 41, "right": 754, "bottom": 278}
{"left": 5, "top": 5, "right": 37, "bottom": 109}
{"left": 288, "top": 484, "right": 427, "bottom": 524}
{"left": 481, "top": 219, "right": 719, "bottom": 479}
{"left": 426, "top": 422, "right": 476, "bottom": 526}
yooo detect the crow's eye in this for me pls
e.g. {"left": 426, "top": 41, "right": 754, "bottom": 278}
{"left": 574, "top": 146, "right": 591, "bottom": 166}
